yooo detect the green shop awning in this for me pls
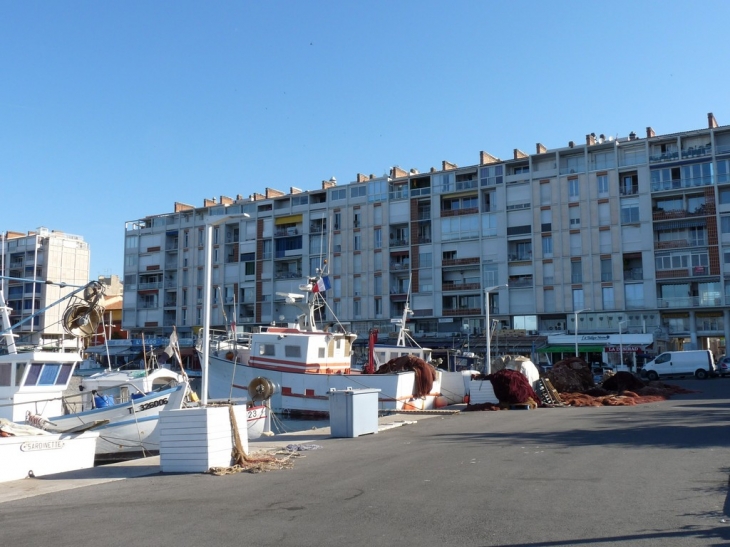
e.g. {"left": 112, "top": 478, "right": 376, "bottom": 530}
{"left": 542, "top": 345, "right": 606, "bottom": 353}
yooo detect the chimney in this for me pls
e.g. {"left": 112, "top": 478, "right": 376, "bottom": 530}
{"left": 629, "top": 131, "right": 637, "bottom": 141}
{"left": 174, "top": 202, "right": 194, "bottom": 212}
{"left": 236, "top": 194, "right": 244, "bottom": 201}
{"left": 203, "top": 197, "right": 216, "bottom": 207}
{"left": 708, "top": 112, "right": 718, "bottom": 128}
{"left": 251, "top": 192, "right": 265, "bottom": 201}
{"left": 568, "top": 141, "right": 575, "bottom": 148}
{"left": 513, "top": 149, "right": 528, "bottom": 160}
{"left": 646, "top": 126, "right": 655, "bottom": 138}
{"left": 442, "top": 160, "right": 458, "bottom": 171}
{"left": 536, "top": 143, "right": 547, "bottom": 154}
{"left": 586, "top": 133, "right": 596, "bottom": 146}
{"left": 219, "top": 195, "right": 234, "bottom": 206}
{"left": 265, "top": 187, "right": 285, "bottom": 199}
{"left": 409, "top": 168, "right": 420, "bottom": 175}
{"left": 356, "top": 173, "right": 368, "bottom": 183}
{"left": 480, "top": 151, "right": 500, "bottom": 165}
{"left": 290, "top": 187, "right": 302, "bottom": 194}
{"left": 390, "top": 166, "right": 408, "bottom": 178}
{"left": 321, "top": 178, "right": 337, "bottom": 190}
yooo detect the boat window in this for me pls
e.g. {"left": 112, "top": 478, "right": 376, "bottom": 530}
{"left": 38, "top": 364, "right": 61, "bottom": 386}
{"left": 15, "top": 363, "right": 27, "bottom": 386}
{"left": 0, "top": 364, "right": 10, "bottom": 386}
{"left": 56, "top": 364, "right": 74, "bottom": 385}
{"left": 318, "top": 348, "right": 325, "bottom": 359}
{"left": 260, "top": 344, "right": 275, "bottom": 356}
{"left": 24, "top": 364, "right": 43, "bottom": 386}
{"left": 284, "top": 345, "right": 301, "bottom": 358}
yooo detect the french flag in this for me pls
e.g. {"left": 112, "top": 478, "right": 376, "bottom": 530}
{"left": 312, "top": 275, "right": 331, "bottom": 293}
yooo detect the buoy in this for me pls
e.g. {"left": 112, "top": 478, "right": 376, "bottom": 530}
{"left": 435, "top": 396, "right": 448, "bottom": 408}
{"left": 464, "top": 395, "right": 470, "bottom": 404}
{"left": 225, "top": 351, "right": 235, "bottom": 361}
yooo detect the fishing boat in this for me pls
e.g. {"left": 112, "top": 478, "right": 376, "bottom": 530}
{"left": 0, "top": 418, "right": 98, "bottom": 483}
{"left": 203, "top": 268, "right": 456, "bottom": 417}
{"left": 0, "top": 277, "right": 193, "bottom": 458}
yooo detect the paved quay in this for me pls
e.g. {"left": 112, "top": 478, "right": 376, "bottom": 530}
{"left": 2, "top": 380, "right": 730, "bottom": 547}
{"left": 0, "top": 409, "right": 452, "bottom": 504}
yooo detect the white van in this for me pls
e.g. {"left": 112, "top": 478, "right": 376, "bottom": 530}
{"left": 641, "top": 350, "right": 716, "bottom": 381}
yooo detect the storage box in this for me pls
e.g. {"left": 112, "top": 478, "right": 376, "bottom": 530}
{"left": 328, "top": 388, "right": 380, "bottom": 438}
{"left": 159, "top": 406, "right": 249, "bottom": 473}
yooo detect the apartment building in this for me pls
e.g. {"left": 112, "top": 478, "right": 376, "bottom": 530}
{"left": 122, "top": 113, "right": 730, "bottom": 366}
{"left": 0, "top": 228, "right": 90, "bottom": 349}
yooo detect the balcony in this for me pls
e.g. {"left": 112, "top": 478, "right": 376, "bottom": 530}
{"left": 623, "top": 268, "right": 643, "bottom": 280}
{"left": 658, "top": 296, "right": 724, "bottom": 308}
{"left": 442, "top": 282, "right": 482, "bottom": 292}
{"left": 442, "top": 257, "right": 479, "bottom": 267}
{"left": 651, "top": 175, "right": 713, "bottom": 192}
{"left": 443, "top": 307, "right": 482, "bottom": 316}
{"left": 276, "top": 270, "right": 303, "bottom": 279}
{"left": 508, "top": 252, "right": 532, "bottom": 262}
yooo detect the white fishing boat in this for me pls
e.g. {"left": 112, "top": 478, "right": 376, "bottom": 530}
{"left": 203, "top": 269, "right": 450, "bottom": 417}
{"left": 0, "top": 277, "right": 192, "bottom": 457}
{"left": 0, "top": 418, "right": 98, "bottom": 483}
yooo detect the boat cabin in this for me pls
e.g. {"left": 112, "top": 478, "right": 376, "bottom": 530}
{"left": 0, "top": 351, "right": 80, "bottom": 422}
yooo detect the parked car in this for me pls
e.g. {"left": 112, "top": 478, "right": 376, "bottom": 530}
{"left": 717, "top": 355, "right": 730, "bottom": 377}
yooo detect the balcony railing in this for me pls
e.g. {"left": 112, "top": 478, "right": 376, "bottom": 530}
{"left": 658, "top": 296, "right": 724, "bottom": 308}
{"left": 651, "top": 175, "right": 713, "bottom": 192}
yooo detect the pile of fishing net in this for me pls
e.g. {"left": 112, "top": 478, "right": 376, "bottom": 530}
{"left": 546, "top": 357, "right": 595, "bottom": 392}
{"left": 558, "top": 371, "right": 697, "bottom": 407}
{"left": 375, "top": 354, "right": 437, "bottom": 398}
{"left": 466, "top": 368, "right": 541, "bottom": 411}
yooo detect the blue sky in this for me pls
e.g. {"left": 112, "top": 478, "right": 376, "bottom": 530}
{"left": 2, "top": 1, "right": 729, "bottom": 279}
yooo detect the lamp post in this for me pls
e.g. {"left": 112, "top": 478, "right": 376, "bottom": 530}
{"left": 201, "top": 211, "right": 249, "bottom": 406}
{"left": 485, "top": 284, "right": 508, "bottom": 375}
{"left": 574, "top": 308, "right": 591, "bottom": 358}
{"left": 619, "top": 319, "right": 628, "bottom": 371}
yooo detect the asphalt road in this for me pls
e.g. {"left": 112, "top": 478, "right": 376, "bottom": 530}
{"left": 2, "top": 378, "right": 729, "bottom": 547}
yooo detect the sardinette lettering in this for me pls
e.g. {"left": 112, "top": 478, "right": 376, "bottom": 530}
{"left": 20, "top": 440, "right": 65, "bottom": 451}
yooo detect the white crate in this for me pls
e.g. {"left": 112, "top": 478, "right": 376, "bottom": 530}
{"left": 159, "top": 406, "right": 249, "bottom": 473}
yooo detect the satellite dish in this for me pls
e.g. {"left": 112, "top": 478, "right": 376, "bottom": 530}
{"left": 248, "top": 377, "right": 277, "bottom": 402}
{"left": 62, "top": 304, "right": 103, "bottom": 338}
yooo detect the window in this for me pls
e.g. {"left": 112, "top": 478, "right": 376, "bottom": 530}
{"left": 591, "top": 152, "right": 615, "bottom": 171}
{"left": 569, "top": 206, "right": 580, "bottom": 227}
{"left": 374, "top": 228, "right": 382, "bottom": 249}
{"left": 625, "top": 283, "right": 645, "bottom": 308}
{"left": 601, "top": 258, "right": 613, "bottom": 281}
{"left": 353, "top": 299, "right": 361, "bottom": 317}
{"left": 331, "top": 188, "right": 346, "bottom": 201}
{"left": 333, "top": 212, "right": 341, "bottom": 230}
{"left": 292, "top": 195, "right": 308, "bottom": 206}
{"left": 350, "top": 185, "right": 366, "bottom": 198}
{"left": 374, "top": 276, "right": 382, "bottom": 295}
{"left": 353, "top": 234, "right": 361, "bottom": 251}
{"left": 479, "top": 165, "right": 503, "bottom": 187}
{"left": 602, "top": 286, "right": 615, "bottom": 309}
{"left": 620, "top": 173, "right": 639, "bottom": 196}
{"left": 721, "top": 215, "right": 730, "bottom": 235}
{"left": 597, "top": 174, "right": 609, "bottom": 196}
{"left": 568, "top": 178, "right": 580, "bottom": 200}
{"left": 284, "top": 346, "right": 301, "bottom": 358}
{"left": 571, "top": 261, "right": 582, "bottom": 284}
{"left": 353, "top": 212, "right": 361, "bottom": 228}
{"left": 540, "top": 182, "right": 551, "bottom": 205}
{"left": 368, "top": 180, "right": 387, "bottom": 202}
{"left": 572, "top": 289, "right": 585, "bottom": 310}
{"left": 570, "top": 232, "right": 581, "bottom": 256}
{"left": 374, "top": 298, "right": 382, "bottom": 316}
{"left": 259, "top": 344, "right": 276, "bottom": 356}
{"left": 621, "top": 198, "right": 640, "bottom": 224}
{"left": 420, "top": 251, "right": 432, "bottom": 268}
{"left": 481, "top": 214, "right": 498, "bottom": 237}
{"left": 542, "top": 235, "right": 553, "bottom": 257}
{"left": 598, "top": 202, "right": 610, "bottom": 226}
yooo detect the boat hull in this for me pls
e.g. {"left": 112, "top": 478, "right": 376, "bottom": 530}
{"left": 0, "top": 430, "right": 98, "bottom": 483}
{"left": 47, "top": 383, "right": 188, "bottom": 455}
{"left": 207, "top": 353, "right": 442, "bottom": 416}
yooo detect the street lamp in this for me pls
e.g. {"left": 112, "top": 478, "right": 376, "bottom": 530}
{"left": 619, "top": 319, "right": 628, "bottom": 371}
{"left": 485, "top": 284, "right": 508, "bottom": 375}
{"left": 574, "top": 308, "right": 591, "bottom": 358}
{"left": 201, "top": 211, "right": 249, "bottom": 405}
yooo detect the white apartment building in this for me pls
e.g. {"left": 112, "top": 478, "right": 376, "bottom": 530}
{"left": 122, "top": 113, "right": 730, "bottom": 366}
{"left": 0, "top": 228, "right": 90, "bottom": 349}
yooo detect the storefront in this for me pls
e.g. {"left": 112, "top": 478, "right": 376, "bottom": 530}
{"left": 543, "top": 333, "right": 654, "bottom": 370}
